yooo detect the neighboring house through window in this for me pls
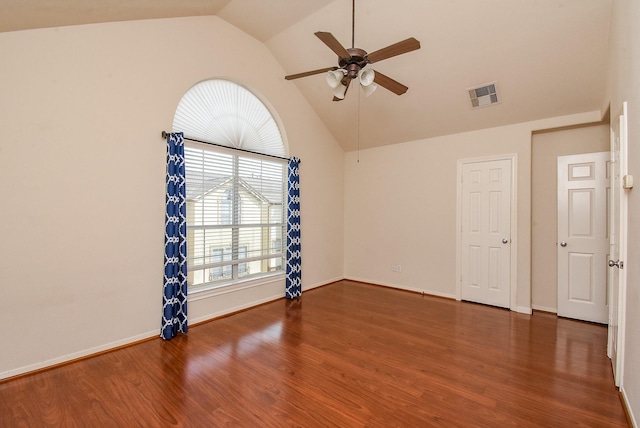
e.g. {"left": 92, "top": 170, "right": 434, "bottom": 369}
{"left": 221, "top": 190, "right": 233, "bottom": 226}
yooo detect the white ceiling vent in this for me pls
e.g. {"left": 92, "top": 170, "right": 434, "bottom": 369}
{"left": 468, "top": 82, "right": 499, "bottom": 108}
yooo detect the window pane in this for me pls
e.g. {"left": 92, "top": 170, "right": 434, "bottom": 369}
{"left": 185, "top": 142, "right": 286, "bottom": 290}
{"left": 189, "top": 228, "right": 232, "bottom": 266}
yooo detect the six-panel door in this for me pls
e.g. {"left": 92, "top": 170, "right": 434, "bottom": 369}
{"left": 461, "top": 159, "right": 512, "bottom": 309}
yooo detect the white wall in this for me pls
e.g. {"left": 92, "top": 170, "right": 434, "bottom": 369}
{"left": 531, "top": 124, "right": 610, "bottom": 313}
{"left": 344, "top": 111, "right": 600, "bottom": 312}
{"left": 605, "top": 0, "right": 640, "bottom": 424}
{"left": 0, "top": 16, "right": 344, "bottom": 379}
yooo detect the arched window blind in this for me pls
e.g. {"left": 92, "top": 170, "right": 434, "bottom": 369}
{"left": 173, "top": 79, "right": 285, "bottom": 157}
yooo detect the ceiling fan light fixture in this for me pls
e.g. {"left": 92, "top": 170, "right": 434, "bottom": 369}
{"left": 326, "top": 69, "right": 346, "bottom": 88}
{"left": 332, "top": 83, "right": 348, "bottom": 99}
{"left": 358, "top": 68, "right": 375, "bottom": 86}
{"left": 361, "top": 83, "right": 377, "bottom": 97}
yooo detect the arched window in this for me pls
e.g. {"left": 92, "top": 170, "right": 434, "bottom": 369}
{"left": 173, "top": 79, "right": 285, "bottom": 157}
{"left": 174, "top": 80, "right": 286, "bottom": 290}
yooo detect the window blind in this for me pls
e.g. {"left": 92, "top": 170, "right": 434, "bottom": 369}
{"left": 185, "top": 142, "right": 286, "bottom": 289}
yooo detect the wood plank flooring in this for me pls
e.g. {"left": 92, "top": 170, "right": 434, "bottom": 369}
{"left": 0, "top": 280, "right": 628, "bottom": 427}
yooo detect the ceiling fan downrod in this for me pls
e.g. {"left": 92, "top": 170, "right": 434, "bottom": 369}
{"left": 352, "top": 0, "right": 356, "bottom": 49}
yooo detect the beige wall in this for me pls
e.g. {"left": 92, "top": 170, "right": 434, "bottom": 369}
{"left": 1, "top": 9, "right": 637, "bottom": 423}
{"left": 0, "top": 16, "right": 344, "bottom": 378}
{"left": 344, "top": 111, "right": 600, "bottom": 313}
{"left": 530, "top": 124, "right": 610, "bottom": 312}
{"left": 605, "top": 0, "right": 640, "bottom": 422}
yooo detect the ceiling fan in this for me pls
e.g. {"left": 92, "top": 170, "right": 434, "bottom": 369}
{"left": 284, "top": 0, "right": 421, "bottom": 101}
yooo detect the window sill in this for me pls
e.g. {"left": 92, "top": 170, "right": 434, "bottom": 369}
{"left": 187, "top": 272, "right": 286, "bottom": 302}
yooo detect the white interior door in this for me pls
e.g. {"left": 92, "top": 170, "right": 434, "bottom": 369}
{"left": 557, "top": 152, "right": 609, "bottom": 324}
{"left": 608, "top": 102, "right": 628, "bottom": 387}
{"left": 460, "top": 159, "right": 512, "bottom": 308}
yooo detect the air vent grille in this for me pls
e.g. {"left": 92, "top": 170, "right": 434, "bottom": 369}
{"left": 468, "top": 83, "right": 499, "bottom": 108}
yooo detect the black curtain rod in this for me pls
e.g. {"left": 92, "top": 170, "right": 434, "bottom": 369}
{"left": 161, "top": 131, "right": 296, "bottom": 163}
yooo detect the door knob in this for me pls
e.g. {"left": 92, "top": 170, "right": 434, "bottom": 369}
{"left": 560, "top": 241, "right": 567, "bottom": 247}
{"left": 502, "top": 238, "right": 509, "bottom": 244}
{"left": 609, "top": 260, "right": 624, "bottom": 269}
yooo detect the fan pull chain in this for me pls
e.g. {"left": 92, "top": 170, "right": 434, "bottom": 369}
{"left": 357, "top": 85, "right": 361, "bottom": 163}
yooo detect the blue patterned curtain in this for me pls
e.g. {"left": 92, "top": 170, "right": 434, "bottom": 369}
{"left": 286, "top": 157, "right": 302, "bottom": 299}
{"left": 162, "top": 132, "right": 188, "bottom": 340}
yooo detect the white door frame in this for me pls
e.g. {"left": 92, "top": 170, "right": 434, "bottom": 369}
{"left": 608, "top": 101, "right": 629, "bottom": 387}
{"left": 456, "top": 154, "right": 519, "bottom": 311}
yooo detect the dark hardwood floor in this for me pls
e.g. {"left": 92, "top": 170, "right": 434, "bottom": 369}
{"left": 0, "top": 280, "right": 628, "bottom": 427}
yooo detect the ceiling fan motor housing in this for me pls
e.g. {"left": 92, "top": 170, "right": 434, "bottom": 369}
{"left": 340, "top": 48, "right": 368, "bottom": 81}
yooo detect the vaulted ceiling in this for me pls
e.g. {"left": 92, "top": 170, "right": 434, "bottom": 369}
{"left": 1, "top": 0, "right": 612, "bottom": 151}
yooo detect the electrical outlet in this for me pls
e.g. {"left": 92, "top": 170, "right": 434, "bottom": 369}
{"left": 396, "top": 265, "right": 402, "bottom": 273}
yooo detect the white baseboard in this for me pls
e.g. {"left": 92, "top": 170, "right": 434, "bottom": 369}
{"left": 620, "top": 385, "right": 638, "bottom": 428}
{"left": 532, "top": 304, "right": 557, "bottom": 314}
{"left": 0, "top": 329, "right": 159, "bottom": 381}
{"left": 516, "top": 306, "right": 533, "bottom": 315}
{"left": 344, "top": 276, "right": 457, "bottom": 300}
{"left": 303, "top": 276, "right": 343, "bottom": 292}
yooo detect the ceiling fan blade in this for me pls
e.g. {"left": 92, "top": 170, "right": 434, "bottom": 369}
{"left": 285, "top": 67, "right": 337, "bottom": 80}
{"left": 366, "top": 37, "right": 421, "bottom": 64}
{"left": 315, "top": 31, "right": 351, "bottom": 58}
{"left": 373, "top": 71, "right": 409, "bottom": 95}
